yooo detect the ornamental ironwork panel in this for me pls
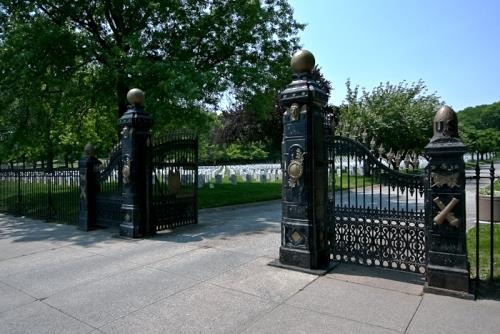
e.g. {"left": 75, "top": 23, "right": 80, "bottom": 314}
{"left": 327, "top": 135, "right": 427, "bottom": 273}
{"left": 95, "top": 143, "right": 123, "bottom": 227}
{"left": 150, "top": 131, "right": 198, "bottom": 231}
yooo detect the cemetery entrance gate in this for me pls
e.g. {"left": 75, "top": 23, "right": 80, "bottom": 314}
{"left": 278, "top": 50, "right": 472, "bottom": 297}
{"left": 326, "top": 133, "right": 427, "bottom": 274}
{"left": 79, "top": 89, "right": 198, "bottom": 237}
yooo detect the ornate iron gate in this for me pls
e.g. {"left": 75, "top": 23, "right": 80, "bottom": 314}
{"left": 150, "top": 131, "right": 198, "bottom": 232}
{"left": 327, "top": 135, "right": 427, "bottom": 274}
{"left": 95, "top": 143, "right": 123, "bottom": 227}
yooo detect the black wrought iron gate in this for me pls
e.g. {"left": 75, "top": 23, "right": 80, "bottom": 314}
{"left": 150, "top": 131, "right": 198, "bottom": 232}
{"left": 95, "top": 143, "right": 123, "bottom": 227}
{"left": 327, "top": 135, "right": 427, "bottom": 274}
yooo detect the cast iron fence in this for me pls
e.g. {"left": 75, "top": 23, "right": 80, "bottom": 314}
{"left": 467, "top": 155, "right": 499, "bottom": 287}
{"left": 0, "top": 168, "right": 80, "bottom": 224}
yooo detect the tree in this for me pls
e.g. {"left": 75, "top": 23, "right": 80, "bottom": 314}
{"left": 338, "top": 79, "right": 442, "bottom": 154}
{"left": 458, "top": 102, "right": 500, "bottom": 157}
{"left": 215, "top": 65, "right": 333, "bottom": 160}
{"left": 0, "top": 0, "right": 304, "bottom": 164}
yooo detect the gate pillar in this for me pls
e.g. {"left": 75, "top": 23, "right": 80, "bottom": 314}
{"left": 118, "top": 88, "right": 153, "bottom": 238}
{"left": 78, "top": 144, "right": 99, "bottom": 231}
{"left": 273, "top": 50, "right": 330, "bottom": 273}
{"left": 424, "top": 105, "right": 472, "bottom": 298}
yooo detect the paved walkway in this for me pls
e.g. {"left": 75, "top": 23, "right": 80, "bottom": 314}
{"left": 1, "top": 201, "right": 499, "bottom": 334}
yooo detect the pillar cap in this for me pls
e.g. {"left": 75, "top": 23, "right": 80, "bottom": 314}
{"left": 291, "top": 49, "right": 315, "bottom": 74}
{"left": 127, "top": 88, "right": 145, "bottom": 107}
{"left": 431, "top": 105, "right": 459, "bottom": 142}
{"left": 83, "top": 143, "right": 94, "bottom": 157}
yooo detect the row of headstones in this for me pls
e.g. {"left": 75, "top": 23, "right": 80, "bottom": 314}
{"left": 198, "top": 164, "right": 282, "bottom": 188}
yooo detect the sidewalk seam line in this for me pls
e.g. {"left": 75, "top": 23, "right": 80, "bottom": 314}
{"left": 404, "top": 295, "right": 423, "bottom": 333}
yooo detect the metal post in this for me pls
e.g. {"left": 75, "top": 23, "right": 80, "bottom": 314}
{"left": 424, "top": 105, "right": 473, "bottom": 299}
{"left": 270, "top": 50, "right": 330, "bottom": 273}
{"left": 118, "top": 88, "right": 153, "bottom": 238}
{"left": 78, "top": 144, "right": 99, "bottom": 231}
{"left": 489, "top": 161, "right": 495, "bottom": 282}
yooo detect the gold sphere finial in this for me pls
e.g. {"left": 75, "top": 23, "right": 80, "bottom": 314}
{"left": 291, "top": 49, "right": 315, "bottom": 73}
{"left": 127, "top": 88, "right": 145, "bottom": 107}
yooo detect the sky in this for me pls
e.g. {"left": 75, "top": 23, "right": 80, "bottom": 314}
{"left": 288, "top": 0, "right": 500, "bottom": 111}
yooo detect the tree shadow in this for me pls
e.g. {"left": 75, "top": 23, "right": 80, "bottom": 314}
{"left": 0, "top": 201, "right": 282, "bottom": 251}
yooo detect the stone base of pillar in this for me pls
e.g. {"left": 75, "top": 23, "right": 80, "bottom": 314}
{"left": 424, "top": 264, "right": 474, "bottom": 299}
{"left": 273, "top": 246, "right": 331, "bottom": 274}
{"left": 119, "top": 223, "right": 142, "bottom": 238}
{"left": 78, "top": 216, "right": 96, "bottom": 231}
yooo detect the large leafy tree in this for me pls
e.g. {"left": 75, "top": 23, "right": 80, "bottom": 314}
{"left": 458, "top": 101, "right": 500, "bottom": 158}
{"left": 1, "top": 0, "right": 302, "bottom": 121}
{"left": 338, "top": 79, "right": 442, "bottom": 154}
{"left": 0, "top": 0, "right": 303, "bottom": 164}
{"left": 215, "top": 65, "right": 333, "bottom": 160}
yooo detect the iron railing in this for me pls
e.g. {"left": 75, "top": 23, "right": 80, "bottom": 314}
{"left": 0, "top": 168, "right": 79, "bottom": 224}
{"left": 467, "top": 154, "right": 499, "bottom": 286}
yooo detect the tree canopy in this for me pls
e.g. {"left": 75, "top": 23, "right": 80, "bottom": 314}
{"left": 337, "top": 79, "right": 442, "bottom": 154}
{"left": 0, "top": 0, "right": 303, "bottom": 165}
{"left": 458, "top": 101, "right": 500, "bottom": 156}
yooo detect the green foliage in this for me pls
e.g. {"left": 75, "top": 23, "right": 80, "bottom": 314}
{"left": 0, "top": 0, "right": 303, "bottom": 164}
{"left": 458, "top": 102, "right": 500, "bottom": 130}
{"left": 339, "top": 79, "right": 442, "bottom": 153}
{"left": 458, "top": 102, "right": 500, "bottom": 155}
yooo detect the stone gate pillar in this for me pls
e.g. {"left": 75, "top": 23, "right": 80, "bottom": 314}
{"left": 273, "top": 50, "right": 330, "bottom": 272}
{"left": 424, "top": 105, "right": 472, "bottom": 298}
{"left": 119, "top": 88, "right": 153, "bottom": 238}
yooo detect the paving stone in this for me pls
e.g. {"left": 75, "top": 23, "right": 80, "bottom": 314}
{"left": 0, "top": 239, "right": 67, "bottom": 261}
{"left": 0, "top": 301, "right": 93, "bottom": 334}
{"left": 99, "top": 282, "right": 276, "bottom": 334}
{"left": 286, "top": 277, "right": 421, "bottom": 332}
{"left": 243, "top": 304, "right": 399, "bottom": 334}
{"left": 45, "top": 267, "right": 198, "bottom": 328}
{"left": 407, "top": 293, "right": 500, "bottom": 334}
{"left": 0, "top": 247, "right": 94, "bottom": 279}
{"left": 2, "top": 253, "right": 140, "bottom": 298}
{"left": 326, "top": 263, "right": 424, "bottom": 296}
{"left": 205, "top": 232, "right": 280, "bottom": 258}
{"left": 149, "top": 246, "right": 256, "bottom": 281}
{"left": 74, "top": 238, "right": 200, "bottom": 266}
{"left": 0, "top": 281, "right": 36, "bottom": 314}
{"left": 209, "top": 257, "right": 316, "bottom": 302}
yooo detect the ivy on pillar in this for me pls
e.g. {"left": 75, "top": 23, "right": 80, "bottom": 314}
{"left": 424, "top": 105, "right": 473, "bottom": 298}
{"left": 270, "top": 50, "right": 331, "bottom": 273}
{"left": 78, "top": 144, "right": 100, "bottom": 231}
{"left": 119, "top": 88, "right": 153, "bottom": 238}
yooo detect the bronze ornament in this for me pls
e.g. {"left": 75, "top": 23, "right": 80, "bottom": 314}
{"left": 433, "top": 197, "right": 460, "bottom": 227}
{"left": 287, "top": 146, "right": 304, "bottom": 188}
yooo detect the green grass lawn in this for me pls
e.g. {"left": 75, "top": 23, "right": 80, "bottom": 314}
{"left": 0, "top": 174, "right": 376, "bottom": 223}
{"left": 467, "top": 224, "right": 500, "bottom": 281}
{"left": 198, "top": 182, "right": 282, "bottom": 208}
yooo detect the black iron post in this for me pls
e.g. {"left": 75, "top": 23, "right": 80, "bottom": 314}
{"left": 424, "top": 105, "right": 473, "bottom": 298}
{"left": 272, "top": 50, "right": 330, "bottom": 273}
{"left": 118, "top": 88, "right": 153, "bottom": 238}
{"left": 78, "top": 144, "right": 99, "bottom": 231}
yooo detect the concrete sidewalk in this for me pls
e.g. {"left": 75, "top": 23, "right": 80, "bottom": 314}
{"left": 0, "top": 201, "right": 499, "bottom": 334}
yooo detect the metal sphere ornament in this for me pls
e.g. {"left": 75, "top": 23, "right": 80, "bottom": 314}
{"left": 127, "top": 88, "right": 145, "bottom": 107}
{"left": 290, "top": 49, "right": 315, "bottom": 73}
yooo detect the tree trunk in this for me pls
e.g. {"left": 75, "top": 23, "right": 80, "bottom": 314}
{"left": 116, "top": 74, "right": 129, "bottom": 119}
